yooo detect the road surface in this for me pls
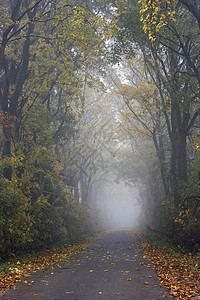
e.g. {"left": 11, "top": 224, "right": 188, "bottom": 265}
{"left": 1, "top": 230, "right": 173, "bottom": 300}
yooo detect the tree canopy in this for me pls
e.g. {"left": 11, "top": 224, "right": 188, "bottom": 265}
{"left": 1, "top": 0, "right": 200, "bottom": 257}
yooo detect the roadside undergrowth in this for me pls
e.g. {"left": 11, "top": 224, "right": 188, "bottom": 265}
{"left": 140, "top": 235, "right": 200, "bottom": 299}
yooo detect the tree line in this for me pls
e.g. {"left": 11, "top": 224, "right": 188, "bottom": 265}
{"left": 0, "top": 0, "right": 113, "bottom": 258}
{"left": 111, "top": 0, "right": 200, "bottom": 250}
{"left": 0, "top": 0, "right": 200, "bottom": 258}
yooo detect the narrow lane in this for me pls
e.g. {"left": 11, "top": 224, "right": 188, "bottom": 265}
{"left": 1, "top": 231, "right": 173, "bottom": 300}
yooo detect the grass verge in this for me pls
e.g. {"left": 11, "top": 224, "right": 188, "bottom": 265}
{"left": 140, "top": 232, "right": 200, "bottom": 299}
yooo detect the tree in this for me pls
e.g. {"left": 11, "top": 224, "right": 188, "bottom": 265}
{"left": 111, "top": 0, "right": 199, "bottom": 203}
{"left": 108, "top": 57, "right": 171, "bottom": 197}
{"left": 0, "top": 0, "right": 113, "bottom": 255}
{"left": 139, "top": 0, "right": 200, "bottom": 40}
{"left": 59, "top": 84, "right": 116, "bottom": 204}
{"left": 0, "top": 0, "right": 108, "bottom": 179}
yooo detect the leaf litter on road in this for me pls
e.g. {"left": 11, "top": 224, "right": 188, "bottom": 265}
{"left": 0, "top": 232, "right": 105, "bottom": 293}
{"left": 2, "top": 230, "right": 198, "bottom": 299}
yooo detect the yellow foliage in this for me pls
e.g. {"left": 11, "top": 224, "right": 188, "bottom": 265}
{"left": 139, "top": 0, "right": 176, "bottom": 41}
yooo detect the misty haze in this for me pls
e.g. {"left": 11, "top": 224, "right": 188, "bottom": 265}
{"left": 96, "top": 182, "right": 141, "bottom": 230}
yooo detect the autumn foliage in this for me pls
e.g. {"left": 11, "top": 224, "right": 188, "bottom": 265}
{"left": 141, "top": 236, "right": 200, "bottom": 298}
{"left": 1, "top": 2, "right": 200, "bottom": 291}
{"left": 0, "top": 0, "right": 108, "bottom": 259}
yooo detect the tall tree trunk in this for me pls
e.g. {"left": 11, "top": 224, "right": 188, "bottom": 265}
{"left": 170, "top": 136, "right": 180, "bottom": 205}
{"left": 178, "top": 131, "right": 187, "bottom": 181}
{"left": 170, "top": 92, "right": 180, "bottom": 205}
{"left": 1, "top": 12, "right": 35, "bottom": 179}
{"left": 152, "top": 130, "right": 169, "bottom": 197}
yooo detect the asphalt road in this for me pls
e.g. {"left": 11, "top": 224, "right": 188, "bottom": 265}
{"left": 1, "top": 230, "right": 173, "bottom": 300}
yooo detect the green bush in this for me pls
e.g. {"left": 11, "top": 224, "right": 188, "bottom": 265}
{"left": 63, "top": 201, "right": 89, "bottom": 237}
{"left": 175, "top": 161, "right": 200, "bottom": 250}
{"left": 0, "top": 178, "right": 31, "bottom": 258}
{"left": 154, "top": 158, "right": 200, "bottom": 251}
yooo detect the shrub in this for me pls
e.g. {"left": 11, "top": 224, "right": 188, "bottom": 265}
{"left": 0, "top": 178, "right": 31, "bottom": 258}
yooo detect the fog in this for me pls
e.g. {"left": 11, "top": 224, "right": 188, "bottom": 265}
{"left": 94, "top": 182, "right": 141, "bottom": 230}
